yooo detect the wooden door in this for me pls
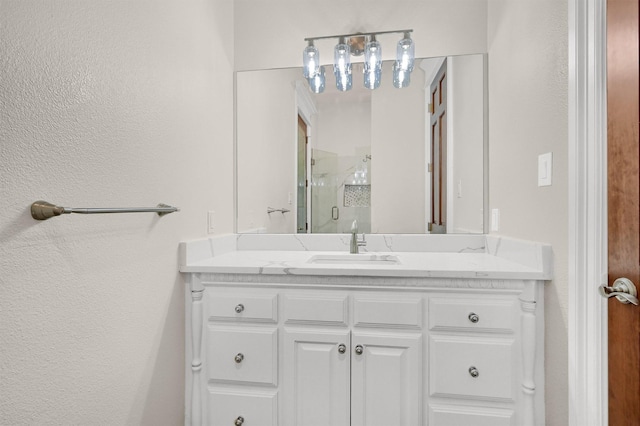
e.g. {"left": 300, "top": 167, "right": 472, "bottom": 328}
{"left": 429, "top": 60, "right": 447, "bottom": 234}
{"left": 607, "top": 0, "right": 640, "bottom": 424}
{"left": 283, "top": 330, "right": 350, "bottom": 426}
{"left": 350, "top": 332, "right": 423, "bottom": 426}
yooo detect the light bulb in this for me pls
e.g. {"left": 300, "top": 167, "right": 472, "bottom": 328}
{"left": 333, "top": 39, "right": 352, "bottom": 92}
{"left": 396, "top": 33, "right": 415, "bottom": 72}
{"left": 364, "top": 35, "right": 382, "bottom": 89}
{"left": 303, "top": 42, "right": 320, "bottom": 79}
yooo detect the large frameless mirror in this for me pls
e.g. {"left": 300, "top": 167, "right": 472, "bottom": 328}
{"left": 236, "top": 53, "right": 487, "bottom": 234}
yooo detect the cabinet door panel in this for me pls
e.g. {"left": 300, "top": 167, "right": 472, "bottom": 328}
{"left": 351, "top": 332, "right": 423, "bottom": 426}
{"left": 283, "top": 330, "right": 350, "bottom": 426}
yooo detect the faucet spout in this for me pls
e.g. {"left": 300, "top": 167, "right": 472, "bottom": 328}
{"left": 350, "top": 220, "right": 366, "bottom": 254}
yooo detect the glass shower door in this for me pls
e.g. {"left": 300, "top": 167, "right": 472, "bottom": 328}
{"left": 311, "top": 149, "right": 338, "bottom": 233}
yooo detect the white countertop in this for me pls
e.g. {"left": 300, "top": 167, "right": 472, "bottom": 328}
{"left": 179, "top": 234, "right": 553, "bottom": 280}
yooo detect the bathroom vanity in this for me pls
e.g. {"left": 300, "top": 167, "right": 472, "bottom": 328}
{"left": 180, "top": 234, "right": 551, "bottom": 426}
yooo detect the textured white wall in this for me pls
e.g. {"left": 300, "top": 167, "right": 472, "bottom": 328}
{"left": 487, "top": 1, "right": 568, "bottom": 424}
{"left": 0, "top": 1, "right": 234, "bottom": 424}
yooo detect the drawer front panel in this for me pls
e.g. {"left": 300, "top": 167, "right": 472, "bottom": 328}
{"left": 429, "top": 298, "right": 516, "bottom": 333}
{"left": 430, "top": 336, "right": 514, "bottom": 401}
{"left": 284, "top": 294, "right": 348, "bottom": 325}
{"left": 429, "top": 404, "right": 514, "bottom": 426}
{"left": 207, "top": 326, "right": 277, "bottom": 385}
{"left": 208, "top": 292, "right": 277, "bottom": 323}
{"left": 354, "top": 296, "right": 423, "bottom": 329}
{"left": 208, "top": 390, "right": 277, "bottom": 426}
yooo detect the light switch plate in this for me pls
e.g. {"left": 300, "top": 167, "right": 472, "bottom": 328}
{"left": 491, "top": 208, "right": 500, "bottom": 231}
{"left": 538, "top": 152, "right": 553, "bottom": 186}
{"left": 207, "top": 211, "right": 215, "bottom": 234}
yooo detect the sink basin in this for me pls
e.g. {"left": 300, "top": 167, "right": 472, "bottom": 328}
{"left": 307, "top": 254, "right": 401, "bottom": 265}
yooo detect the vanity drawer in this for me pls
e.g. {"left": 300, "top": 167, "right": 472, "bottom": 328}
{"left": 208, "top": 390, "right": 277, "bottom": 426}
{"left": 353, "top": 296, "right": 423, "bottom": 329}
{"left": 207, "top": 326, "right": 277, "bottom": 386}
{"left": 284, "top": 293, "right": 349, "bottom": 325}
{"left": 429, "top": 298, "right": 516, "bottom": 333}
{"left": 429, "top": 336, "right": 514, "bottom": 401}
{"left": 208, "top": 292, "right": 278, "bottom": 323}
{"left": 428, "top": 404, "right": 514, "bottom": 426}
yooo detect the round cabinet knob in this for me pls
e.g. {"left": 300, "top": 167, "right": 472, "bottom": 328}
{"left": 338, "top": 344, "right": 347, "bottom": 354}
{"left": 234, "top": 416, "right": 245, "bottom": 426}
{"left": 468, "top": 312, "right": 479, "bottom": 323}
{"left": 355, "top": 345, "right": 364, "bottom": 355}
{"left": 235, "top": 304, "right": 245, "bottom": 313}
{"left": 234, "top": 353, "right": 244, "bottom": 363}
{"left": 468, "top": 366, "right": 479, "bottom": 378}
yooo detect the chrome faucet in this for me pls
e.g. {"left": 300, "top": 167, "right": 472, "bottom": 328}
{"left": 350, "top": 219, "right": 367, "bottom": 254}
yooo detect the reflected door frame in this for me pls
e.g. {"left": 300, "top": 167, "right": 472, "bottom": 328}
{"left": 295, "top": 81, "right": 317, "bottom": 234}
{"left": 568, "top": 0, "right": 609, "bottom": 424}
{"left": 422, "top": 57, "right": 449, "bottom": 233}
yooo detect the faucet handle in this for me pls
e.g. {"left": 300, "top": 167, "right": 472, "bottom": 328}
{"left": 358, "top": 233, "right": 367, "bottom": 246}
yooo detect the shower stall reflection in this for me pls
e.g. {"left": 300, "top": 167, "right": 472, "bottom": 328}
{"left": 311, "top": 150, "right": 372, "bottom": 234}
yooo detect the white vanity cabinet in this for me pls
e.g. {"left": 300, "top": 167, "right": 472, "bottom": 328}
{"left": 282, "top": 292, "right": 423, "bottom": 426}
{"left": 185, "top": 274, "right": 544, "bottom": 426}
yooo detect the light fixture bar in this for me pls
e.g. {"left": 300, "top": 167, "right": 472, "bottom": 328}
{"left": 304, "top": 29, "right": 412, "bottom": 43}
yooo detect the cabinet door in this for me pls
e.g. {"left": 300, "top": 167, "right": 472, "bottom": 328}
{"left": 283, "top": 329, "right": 350, "bottom": 426}
{"left": 351, "top": 331, "right": 423, "bottom": 426}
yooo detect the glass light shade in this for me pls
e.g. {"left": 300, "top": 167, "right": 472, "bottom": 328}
{"left": 364, "top": 68, "right": 382, "bottom": 90}
{"left": 303, "top": 44, "right": 320, "bottom": 79}
{"left": 396, "top": 35, "right": 415, "bottom": 72}
{"left": 393, "top": 61, "right": 411, "bottom": 88}
{"left": 333, "top": 41, "right": 352, "bottom": 92}
{"left": 363, "top": 38, "right": 382, "bottom": 89}
{"left": 308, "top": 66, "right": 326, "bottom": 94}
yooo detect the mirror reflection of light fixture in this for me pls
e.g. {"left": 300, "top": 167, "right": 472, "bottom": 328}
{"left": 302, "top": 29, "right": 413, "bottom": 92}
{"left": 309, "top": 65, "right": 326, "bottom": 94}
{"left": 392, "top": 61, "right": 411, "bottom": 88}
{"left": 334, "top": 37, "right": 352, "bottom": 92}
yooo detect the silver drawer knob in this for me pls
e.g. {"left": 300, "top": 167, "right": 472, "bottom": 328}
{"left": 235, "top": 304, "right": 245, "bottom": 313}
{"left": 468, "top": 312, "right": 479, "bottom": 323}
{"left": 234, "top": 416, "right": 245, "bottom": 426}
{"left": 355, "top": 344, "right": 364, "bottom": 355}
{"left": 338, "top": 344, "right": 346, "bottom": 354}
{"left": 468, "top": 366, "right": 479, "bottom": 378}
{"left": 234, "top": 353, "right": 244, "bottom": 363}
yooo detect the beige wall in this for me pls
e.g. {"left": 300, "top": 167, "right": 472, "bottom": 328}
{"left": 487, "top": 1, "right": 569, "bottom": 424}
{"left": 371, "top": 61, "right": 426, "bottom": 233}
{"left": 0, "top": 0, "right": 234, "bottom": 424}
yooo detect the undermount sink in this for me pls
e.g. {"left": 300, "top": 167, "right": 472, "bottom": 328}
{"left": 307, "top": 253, "right": 401, "bottom": 265}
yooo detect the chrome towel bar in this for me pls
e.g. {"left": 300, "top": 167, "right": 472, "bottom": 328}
{"left": 267, "top": 207, "right": 290, "bottom": 214}
{"left": 30, "top": 200, "right": 179, "bottom": 220}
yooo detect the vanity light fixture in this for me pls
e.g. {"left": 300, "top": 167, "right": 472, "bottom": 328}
{"left": 303, "top": 29, "right": 414, "bottom": 92}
